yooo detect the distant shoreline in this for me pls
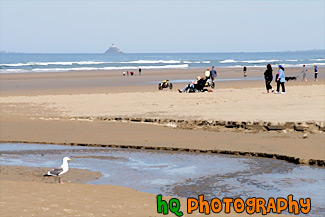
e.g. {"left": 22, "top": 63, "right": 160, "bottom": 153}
{"left": 2, "top": 49, "right": 325, "bottom": 54}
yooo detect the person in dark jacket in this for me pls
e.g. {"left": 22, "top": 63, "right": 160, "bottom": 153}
{"left": 264, "top": 64, "right": 274, "bottom": 93}
{"left": 314, "top": 65, "right": 318, "bottom": 82}
{"left": 194, "top": 77, "right": 207, "bottom": 91}
{"left": 210, "top": 66, "right": 217, "bottom": 82}
{"left": 243, "top": 66, "right": 247, "bottom": 77}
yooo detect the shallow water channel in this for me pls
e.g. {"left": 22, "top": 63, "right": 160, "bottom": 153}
{"left": 1, "top": 143, "right": 324, "bottom": 216}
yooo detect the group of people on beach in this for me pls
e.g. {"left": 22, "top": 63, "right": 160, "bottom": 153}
{"left": 123, "top": 68, "right": 142, "bottom": 76}
{"left": 178, "top": 63, "right": 319, "bottom": 95}
{"left": 264, "top": 64, "right": 318, "bottom": 94}
{"left": 122, "top": 63, "right": 319, "bottom": 95}
{"left": 300, "top": 65, "right": 318, "bottom": 82}
{"left": 178, "top": 66, "right": 217, "bottom": 93}
{"left": 263, "top": 64, "right": 286, "bottom": 94}
{"left": 205, "top": 66, "right": 217, "bottom": 82}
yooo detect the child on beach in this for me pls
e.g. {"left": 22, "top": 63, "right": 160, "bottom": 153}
{"left": 301, "top": 65, "right": 307, "bottom": 82}
{"left": 314, "top": 65, "right": 318, "bottom": 82}
{"left": 275, "top": 65, "right": 285, "bottom": 94}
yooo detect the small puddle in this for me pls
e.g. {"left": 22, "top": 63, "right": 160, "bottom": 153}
{"left": 0, "top": 143, "right": 324, "bottom": 216}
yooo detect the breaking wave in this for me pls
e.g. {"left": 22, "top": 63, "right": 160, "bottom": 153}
{"left": 220, "top": 59, "right": 237, "bottom": 63}
{"left": 0, "top": 64, "right": 189, "bottom": 73}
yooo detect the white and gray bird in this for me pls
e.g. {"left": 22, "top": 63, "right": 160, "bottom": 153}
{"left": 44, "top": 157, "right": 72, "bottom": 183}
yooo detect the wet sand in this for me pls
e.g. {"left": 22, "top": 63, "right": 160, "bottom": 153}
{"left": 1, "top": 67, "right": 324, "bottom": 95}
{"left": 0, "top": 67, "right": 324, "bottom": 216}
{"left": 0, "top": 178, "right": 292, "bottom": 217}
{"left": 0, "top": 165, "right": 102, "bottom": 184}
{"left": 0, "top": 165, "right": 293, "bottom": 217}
{"left": 1, "top": 117, "right": 324, "bottom": 164}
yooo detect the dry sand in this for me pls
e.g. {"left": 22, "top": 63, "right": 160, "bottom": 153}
{"left": 1, "top": 84, "right": 324, "bottom": 122}
{"left": 1, "top": 67, "right": 324, "bottom": 123}
{"left": 0, "top": 67, "right": 324, "bottom": 216}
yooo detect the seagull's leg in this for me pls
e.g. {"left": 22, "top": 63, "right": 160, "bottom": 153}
{"left": 59, "top": 177, "right": 64, "bottom": 184}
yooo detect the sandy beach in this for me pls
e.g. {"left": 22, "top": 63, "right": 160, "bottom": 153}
{"left": 1, "top": 67, "right": 324, "bottom": 95}
{"left": 2, "top": 0, "right": 324, "bottom": 215}
{"left": 0, "top": 177, "right": 293, "bottom": 217}
{"left": 1, "top": 67, "right": 324, "bottom": 162}
{"left": 1, "top": 67, "right": 324, "bottom": 216}
{"left": 0, "top": 164, "right": 297, "bottom": 217}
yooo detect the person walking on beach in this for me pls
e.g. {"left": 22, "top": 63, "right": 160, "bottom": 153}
{"left": 205, "top": 68, "right": 210, "bottom": 80}
{"left": 127, "top": 71, "right": 129, "bottom": 76}
{"left": 210, "top": 66, "right": 217, "bottom": 82}
{"left": 314, "top": 65, "right": 318, "bottom": 82}
{"left": 301, "top": 65, "right": 307, "bottom": 82}
{"left": 275, "top": 65, "right": 285, "bottom": 94}
{"left": 139, "top": 68, "right": 142, "bottom": 76}
{"left": 264, "top": 64, "right": 274, "bottom": 93}
{"left": 243, "top": 66, "right": 247, "bottom": 77}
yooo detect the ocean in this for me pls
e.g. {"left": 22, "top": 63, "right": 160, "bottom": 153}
{"left": 0, "top": 51, "right": 324, "bottom": 73}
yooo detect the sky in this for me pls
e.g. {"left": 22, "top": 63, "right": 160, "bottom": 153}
{"left": 0, "top": 0, "right": 324, "bottom": 53}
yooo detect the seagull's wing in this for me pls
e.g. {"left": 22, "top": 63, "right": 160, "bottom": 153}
{"left": 46, "top": 167, "right": 63, "bottom": 176}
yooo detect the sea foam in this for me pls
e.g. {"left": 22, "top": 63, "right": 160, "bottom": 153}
{"left": 220, "top": 59, "right": 237, "bottom": 63}
{"left": 241, "top": 59, "right": 279, "bottom": 63}
{"left": 0, "top": 64, "right": 189, "bottom": 73}
{"left": 125, "top": 60, "right": 181, "bottom": 64}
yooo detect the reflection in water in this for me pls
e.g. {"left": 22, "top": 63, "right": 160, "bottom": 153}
{"left": 0, "top": 143, "right": 324, "bottom": 216}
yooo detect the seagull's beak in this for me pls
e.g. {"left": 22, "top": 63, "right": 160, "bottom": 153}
{"left": 69, "top": 159, "right": 72, "bottom": 161}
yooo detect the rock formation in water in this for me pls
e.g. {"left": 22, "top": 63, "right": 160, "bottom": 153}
{"left": 104, "top": 44, "right": 124, "bottom": 54}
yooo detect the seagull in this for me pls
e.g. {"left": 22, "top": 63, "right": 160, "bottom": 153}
{"left": 44, "top": 157, "right": 72, "bottom": 184}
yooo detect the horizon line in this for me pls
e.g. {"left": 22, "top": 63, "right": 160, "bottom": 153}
{"left": 1, "top": 49, "right": 325, "bottom": 54}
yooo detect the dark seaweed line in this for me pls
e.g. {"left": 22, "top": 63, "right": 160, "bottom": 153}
{"left": 1, "top": 140, "right": 324, "bottom": 167}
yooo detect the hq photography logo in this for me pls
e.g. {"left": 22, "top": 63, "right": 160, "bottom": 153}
{"left": 156, "top": 194, "right": 311, "bottom": 216}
